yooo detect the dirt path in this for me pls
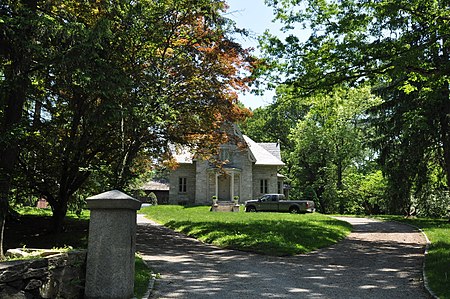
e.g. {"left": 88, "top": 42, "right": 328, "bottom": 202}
{"left": 136, "top": 215, "right": 430, "bottom": 299}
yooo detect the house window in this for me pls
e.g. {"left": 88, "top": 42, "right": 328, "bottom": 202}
{"left": 260, "top": 179, "right": 268, "bottom": 194}
{"left": 179, "top": 177, "right": 187, "bottom": 193}
{"left": 278, "top": 182, "right": 282, "bottom": 194}
{"left": 220, "top": 148, "right": 230, "bottom": 162}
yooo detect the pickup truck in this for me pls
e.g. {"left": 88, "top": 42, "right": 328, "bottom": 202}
{"left": 245, "top": 194, "right": 315, "bottom": 214}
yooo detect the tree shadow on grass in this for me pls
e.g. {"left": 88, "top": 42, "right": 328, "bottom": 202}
{"left": 163, "top": 219, "right": 351, "bottom": 256}
{"left": 424, "top": 240, "right": 450, "bottom": 297}
{"left": 4, "top": 215, "right": 89, "bottom": 250}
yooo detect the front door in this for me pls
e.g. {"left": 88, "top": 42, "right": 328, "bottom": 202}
{"left": 218, "top": 174, "right": 230, "bottom": 201}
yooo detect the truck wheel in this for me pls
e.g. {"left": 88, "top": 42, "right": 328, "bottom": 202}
{"left": 289, "top": 206, "right": 300, "bottom": 214}
{"left": 246, "top": 206, "right": 257, "bottom": 212}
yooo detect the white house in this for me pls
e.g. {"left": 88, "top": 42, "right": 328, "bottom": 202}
{"left": 168, "top": 125, "right": 285, "bottom": 204}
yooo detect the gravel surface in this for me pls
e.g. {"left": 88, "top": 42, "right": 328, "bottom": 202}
{"left": 136, "top": 215, "right": 430, "bottom": 299}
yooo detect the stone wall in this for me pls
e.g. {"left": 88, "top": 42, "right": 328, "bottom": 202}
{"left": 169, "top": 163, "right": 196, "bottom": 204}
{"left": 252, "top": 165, "right": 279, "bottom": 198}
{"left": 195, "top": 160, "right": 210, "bottom": 203}
{"left": 239, "top": 151, "right": 254, "bottom": 201}
{"left": 0, "top": 250, "right": 86, "bottom": 299}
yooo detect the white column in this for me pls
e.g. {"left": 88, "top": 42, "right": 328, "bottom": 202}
{"left": 230, "top": 172, "right": 235, "bottom": 201}
{"left": 215, "top": 173, "right": 219, "bottom": 199}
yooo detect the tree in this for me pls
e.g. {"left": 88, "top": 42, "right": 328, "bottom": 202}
{"left": 259, "top": 0, "right": 450, "bottom": 213}
{"left": 1, "top": 0, "right": 255, "bottom": 249}
{"left": 0, "top": 0, "right": 43, "bottom": 258}
{"left": 242, "top": 84, "right": 381, "bottom": 213}
{"left": 242, "top": 85, "right": 309, "bottom": 150}
{"left": 289, "top": 86, "right": 380, "bottom": 213}
{"left": 241, "top": 85, "right": 310, "bottom": 180}
{"left": 341, "top": 169, "right": 387, "bottom": 215}
{"left": 371, "top": 83, "right": 449, "bottom": 214}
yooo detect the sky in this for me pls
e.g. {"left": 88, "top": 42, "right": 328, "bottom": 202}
{"left": 226, "top": 0, "right": 282, "bottom": 110}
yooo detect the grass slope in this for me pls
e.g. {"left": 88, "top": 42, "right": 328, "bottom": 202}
{"left": 141, "top": 205, "right": 352, "bottom": 256}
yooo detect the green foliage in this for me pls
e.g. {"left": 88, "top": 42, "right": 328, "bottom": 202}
{"left": 2, "top": 0, "right": 255, "bottom": 232}
{"left": 147, "top": 192, "right": 158, "bottom": 206}
{"left": 241, "top": 85, "right": 309, "bottom": 150}
{"left": 371, "top": 86, "right": 450, "bottom": 214}
{"left": 340, "top": 170, "right": 388, "bottom": 215}
{"left": 257, "top": 0, "right": 450, "bottom": 214}
{"left": 413, "top": 190, "right": 450, "bottom": 218}
{"left": 15, "top": 206, "right": 90, "bottom": 220}
{"left": 15, "top": 206, "right": 52, "bottom": 217}
{"left": 141, "top": 205, "right": 352, "bottom": 256}
{"left": 302, "top": 186, "right": 318, "bottom": 201}
{"left": 134, "top": 254, "right": 153, "bottom": 299}
{"left": 243, "top": 84, "right": 386, "bottom": 214}
{"left": 289, "top": 86, "right": 381, "bottom": 213}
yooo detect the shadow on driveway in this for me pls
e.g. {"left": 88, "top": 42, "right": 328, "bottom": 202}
{"left": 136, "top": 215, "right": 430, "bottom": 299}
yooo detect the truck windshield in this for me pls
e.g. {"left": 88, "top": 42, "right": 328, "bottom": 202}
{"left": 259, "top": 195, "right": 270, "bottom": 202}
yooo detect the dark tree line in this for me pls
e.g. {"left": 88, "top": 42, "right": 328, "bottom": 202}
{"left": 244, "top": 0, "right": 450, "bottom": 215}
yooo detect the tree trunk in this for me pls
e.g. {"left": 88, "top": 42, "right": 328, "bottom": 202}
{"left": 0, "top": 68, "right": 29, "bottom": 258}
{"left": 440, "top": 98, "right": 450, "bottom": 189}
{"left": 33, "top": 99, "right": 42, "bottom": 128}
{"left": 336, "top": 159, "right": 345, "bottom": 214}
{"left": 0, "top": 0, "right": 37, "bottom": 259}
{"left": 51, "top": 198, "right": 69, "bottom": 233}
{"left": 0, "top": 179, "right": 10, "bottom": 259}
{"left": 336, "top": 160, "right": 343, "bottom": 190}
{"left": 48, "top": 171, "right": 90, "bottom": 233}
{"left": 439, "top": 36, "right": 450, "bottom": 190}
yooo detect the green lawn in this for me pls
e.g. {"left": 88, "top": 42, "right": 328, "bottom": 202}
{"left": 376, "top": 216, "right": 450, "bottom": 299}
{"left": 15, "top": 206, "right": 90, "bottom": 220}
{"left": 140, "top": 205, "right": 352, "bottom": 256}
{"left": 6, "top": 207, "right": 90, "bottom": 250}
{"left": 134, "top": 254, "right": 154, "bottom": 299}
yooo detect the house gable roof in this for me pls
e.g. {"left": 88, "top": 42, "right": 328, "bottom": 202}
{"left": 243, "top": 135, "right": 284, "bottom": 166}
{"left": 140, "top": 180, "right": 170, "bottom": 191}
{"left": 258, "top": 142, "right": 282, "bottom": 160}
{"left": 170, "top": 133, "right": 284, "bottom": 166}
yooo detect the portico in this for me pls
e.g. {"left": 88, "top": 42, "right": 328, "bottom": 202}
{"left": 209, "top": 168, "right": 241, "bottom": 201}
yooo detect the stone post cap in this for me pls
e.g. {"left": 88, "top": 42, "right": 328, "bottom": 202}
{"left": 86, "top": 190, "right": 142, "bottom": 210}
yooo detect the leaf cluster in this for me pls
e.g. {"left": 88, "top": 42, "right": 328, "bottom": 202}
{"left": 1, "top": 0, "right": 255, "bottom": 228}
{"left": 256, "top": 0, "right": 450, "bottom": 214}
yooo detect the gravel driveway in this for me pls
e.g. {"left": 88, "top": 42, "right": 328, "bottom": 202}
{"left": 136, "top": 215, "right": 430, "bottom": 299}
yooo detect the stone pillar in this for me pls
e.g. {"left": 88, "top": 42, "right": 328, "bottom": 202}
{"left": 84, "top": 190, "right": 141, "bottom": 299}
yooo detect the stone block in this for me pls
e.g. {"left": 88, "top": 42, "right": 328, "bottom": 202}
{"left": 0, "top": 265, "right": 27, "bottom": 283}
{"left": 0, "top": 286, "right": 31, "bottom": 299}
{"left": 23, "top": 268, "right": 48, "bottom": 279}
{"left": 0, "top": 251, "right": 86, "bottom": 299}
{"left": 211, "top": 202, "right": 240, "bottom": 212}
{"left": 7, "top": 279, "right": 25, "bottom": 290}
{"left": 25, "top": 279, "right": 42, "bottom": 290}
